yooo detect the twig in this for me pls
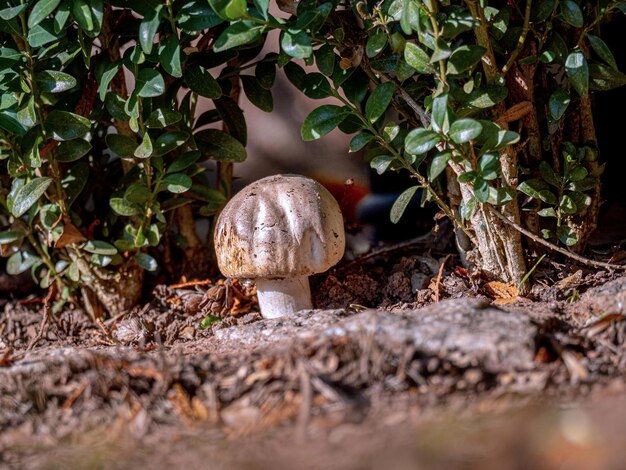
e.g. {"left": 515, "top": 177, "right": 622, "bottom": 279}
{"left": 434, "top": 254, "right": 451, "bottom": 302}
{"left": 61, "top": 382, "right": 88, "bottom": 411}
{"left": 169, "top": 279, "right": 213, "bottom": 289}
{"left": 296, "top": 360, "right": 312, "bottom": 443}
{"left": 502, "top": 0, "right": 533, "bottom": 74}
{"left": 338, "top": 230, "right": 437, "bottom": 273}
{"left": 487, "top": 206, "right": 626, "bottom": 271}
{"left": 27, "top": 285, "right": 57, "bottom": 350}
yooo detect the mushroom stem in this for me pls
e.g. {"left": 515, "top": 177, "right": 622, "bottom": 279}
{"left": 255, "top": 276, "right": 312, "bottom": 319}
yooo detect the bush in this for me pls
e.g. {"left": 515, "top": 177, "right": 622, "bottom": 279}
{"left": 0, "top": 0, "right": 624, "bottom": 314}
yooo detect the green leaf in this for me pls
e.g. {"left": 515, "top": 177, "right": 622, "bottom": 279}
{"left": 315, "top": 44, "right": 335, "bottom": 76}
{"left": 146, "top": 109, "right": 182, "bottom": 128}
{"left": 349, "top": 133, "right": 375, "bottom": 152}
{"left": 539, "top": 161, "right": 560, "bottom": 186}
{"left": 301, "top": 105, "right": 349, "bottom": 141}
{"left": 390, "top": 186, "right": 420, "bottom": 223}
{"left": 549, "top": 88, "right": 570, "bottom": 120}
{"left": 253, "top": 0, "right": 269, "bottom": 18}
{"left": 449, "top": 118, "right": 482, "bottom": 144}
{"left": 163, "top": 173, "right": 193, "bottom": 193}
{"left": 7, "top": 251, "right": 41, "bottom": 275}
{"left": 54, "top": 0, "right": 70, "bottom": 33}
{"left": 195, "top": 129, "right": 247, "bottom": 162}
{"left": 382, "top": 123, "right": 399, "bottom": 143}
{"left": 168, "top": 150, "right": 201, "bottom": 173}
{"left": 178, "top": 0, "right": 223, "bottom": 31}
{"left": 400, "top": 0, "right": 420, "bottom": 34}
{"left": 538, "top": 207, "right": 557, "bottom": 218}
{"left": 560, "top": 0, "right": 583, "bottom": 28}
{"left": 559, "top": 194, "right": 577, "bottom": 215}
{"left": 46, "top": 110, "right": 90, "bottom": 141}
{"left": 366, "top": 30, "right": 387, "bottom": 58}
{"left": 281, "top": 30, "right": 312, "bottom": 59}
{"left": 185, "top": 64, "right": 221, "bottom": 98}
{"left": 429, "top": 151, "right": 451, "bottom": 181}
{"left": 139, "top": 4, "right": 163, "bottom": 54}
{"left": 431, "top": 93, "right": 449, "bottom": 133}
{"left": 241, "top": 75, "right": 273, "bottom": 112}
{"left": 517, "top": 179, "right": 558, "bottom": 204}
{"left": 97, "top": 60, "right": 120, "bottom": 102}
{"left": 459, "top": 197, "right": 475, "bottom": 221}
{"left": 0, "top": 47, "right": 21, "bottom": 68}
{"left": 568, "top": 190, "right": 591, "bottom": 212}
{"left": 474, "top": 176, "right": 492, "bottom": 203}
{"left": 110, "top": 197, "right": 139, "bottom": 216}
{"left": 568, "top": 166, "right": 588, "bottom": 182}
{"left": 404, "top": 42, "right": 435, "bottom": 74}
{"left": 491, "top": 6, "right": 510, "bottom": 37}
{"left": 136, "top": 252, "right": 157, "bottom": 271}
{"left": 464, "top": 85, "right": 508, "bottom": 108}
{"left": 160, "top": 34, "right": 182, "bottom": 78}
{"left": 72, "top": 0, "right": 103, "bottom": 36}
{"left": 106, "top": 134, "right": 136, "bottom": 157}
{"left": 0, "top": 230, "right": 24, "bottom": 244}
{"left": 83, "top": 240, "right": 118, "bottom": 255}
{"left": 28, "top": 0, "right": 61, "bottom": 27}
{"left": 341, "top": 69, "right": 369, "bottom": 104}
{"left": 589, "top": 63, "right": 626, "bottom": 91}
{"left": 0, "top": 112, "right": 27, "bottom": 135}
{"left": 457, "top": 171, "right": 477, "bottom": 183}
{"left": 62, "top": 162, "right": 88, "bottom": 206}
{"left": 136, "top": 68, "right": 165, "bottom": 98}
{"left": 134, "top": 133, "right": 153, "bottom": 158}
{"left": 478, "top": 153, "right": 499, "bottom": 180}
{"left": 28, "top": 19, "right": 60, "bottom": 47}
{"left": 214, "top": 21, "right": 263, "bottom": 52}
{"left": 405, "top": 128, "right": 440, "bottom": 155}
{"left": 370, "top": 155, "right": 395, "bottom": 175}
{"left": 587, "top": 34, "right": 617, "bottom": 70}
{"left": 215, "top": 97, "right": 247, "bottom": 144}
{"left": 557, "top": 225, "right": 577, "bottom": 246}
{"left": 532, "top": 0, "right": 555, "bottom": 22}
{"left": 124, "top": 184, "right": 152, "bottom": 204}
{"left": 199, "top": 314, "right": 222, "bottom": 329}
{"left": 365, "top": 82, "right": 395, "bottom": 123}
{"left": 0, "top": 4, "right": 27, "bottom": 21}
{"left": 473, "top": 177, "right": 490, "bottom": 203}
{"left": 11, "top": 177, "right": 52, "bottom": 217}
{"left": 301, "top": 73, "right": 332, "bottom": 99}
{"left": 487, "top": 187, "right": 515, "bottom": 206}
{"left": 256, "top": 59, "right": 276, "bottom": 89}
{"left": 35, "top": 70, "right": 77, "bottom": 93}
{"left": 565, "top": 51, "right": 588, "bottom": 96}
{"left": 480, "top": 123, "right": 520, "bottom": 151}
{"left": 447, "top": 45, "right": 486, "bottom": 75}
{"left": 208, "top": 0, "right": 247, "bottom": 20}
{"left": 153, "top": 131, "right": 190, "bottom": 156}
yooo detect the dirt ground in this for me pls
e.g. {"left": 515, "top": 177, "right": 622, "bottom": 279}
{"left": 1, "top": 226, "right": 626, "bottom": 469}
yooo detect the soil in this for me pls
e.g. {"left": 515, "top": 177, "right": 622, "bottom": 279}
{"left": 1, "top": 226, "right": 626, "bottom": 469}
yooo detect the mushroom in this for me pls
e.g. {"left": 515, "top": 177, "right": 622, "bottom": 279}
{"left": 214, "top": 174, "right": 345, "bottom": 319}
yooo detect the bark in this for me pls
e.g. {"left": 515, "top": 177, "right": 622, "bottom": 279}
{"left": 461, "top": 1, "right": 528, "bottom": 290}
{"left": 568, "top": 94, "right": 602, "bottom": 251}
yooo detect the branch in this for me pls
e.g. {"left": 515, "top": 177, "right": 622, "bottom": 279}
{"left": 487, "top": 206, "right": 626, "bottom": 271}
{"left": 502, "top": 0, "right": 533, "bottom": 74}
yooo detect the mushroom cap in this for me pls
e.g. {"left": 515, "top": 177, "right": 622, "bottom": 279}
{"left": 214, "top": 174, "right": 345, "bottom": 279}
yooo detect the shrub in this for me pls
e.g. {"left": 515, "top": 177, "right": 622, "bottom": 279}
{"left": 0, "top": 0, "right": 624, "bottom": 314}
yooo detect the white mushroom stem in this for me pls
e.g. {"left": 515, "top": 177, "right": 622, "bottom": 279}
{"left": 255, "top": 276, "right": 312, "bottom": 319}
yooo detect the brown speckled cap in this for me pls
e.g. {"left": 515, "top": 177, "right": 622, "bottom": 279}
{"left": 214, "top": 174, "right": 345, "bottom": 278}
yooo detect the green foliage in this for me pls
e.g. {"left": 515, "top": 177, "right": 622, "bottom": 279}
{"left": 1, "top": 0, "right": 623, "bottom": 307}
{"left": 0, "top": 0, "right": 271, "bottom": 303}
{"left": 224, "top": 0, "right": 621, "bottom": 254}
